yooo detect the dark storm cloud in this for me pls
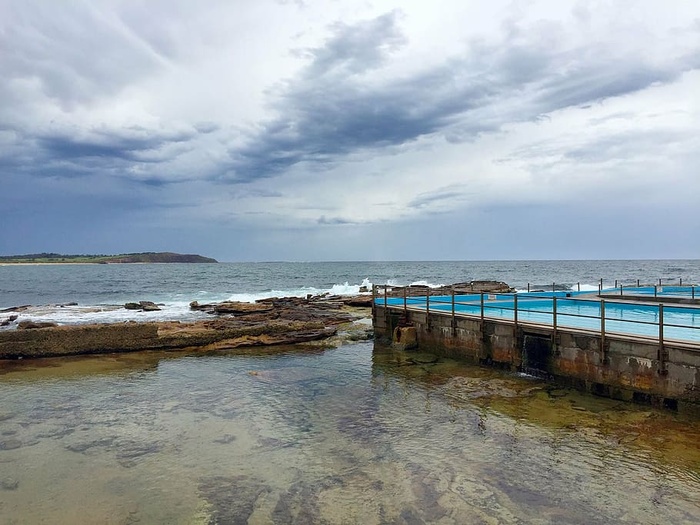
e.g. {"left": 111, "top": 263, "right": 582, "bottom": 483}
{"left": 36, "top": 127, "right": 194, "bottom": 164}
{"left": 0, "top": 1, "right": 209, "bottom": 188}
{"left": 228, "top": 13, "right": 700, "bottom": 182}
{"left": 0, "top": 126, "right": 200, "bottom": 187}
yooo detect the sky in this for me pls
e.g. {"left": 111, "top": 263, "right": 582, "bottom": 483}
{"left": 1, "top": 0, "right": 699, "bottom": 262}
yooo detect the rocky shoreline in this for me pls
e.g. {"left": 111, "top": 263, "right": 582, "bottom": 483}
{"left": 0, "top": 294, "right": 374, "bottom": 360}
{"left": 0, "top": 281, "right": 510, "bottom": 360}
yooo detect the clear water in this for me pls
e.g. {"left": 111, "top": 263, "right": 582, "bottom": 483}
{"left": 1, "top": 342, "right": 699, "bottom": 524}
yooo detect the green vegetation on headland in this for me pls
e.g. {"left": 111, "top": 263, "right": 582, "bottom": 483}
{"left": 0, "top": 252, "right": 218, "bottom": 264}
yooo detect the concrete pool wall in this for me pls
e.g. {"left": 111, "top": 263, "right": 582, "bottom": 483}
{"left": 373, "top": 303, "right": 700, "bottom": 413}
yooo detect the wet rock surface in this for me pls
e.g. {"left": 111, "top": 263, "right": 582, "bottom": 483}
{"left": 379, "top": 280, "right": 514, "bottom": 297}
{"left": 0, "top": 293, "right": 373, "bottom": 359}
{"left": 0, "top": 305, "right": 31, "bottom": 313}
{"left": 0, "top": 315, "right": 18, "bottom": 327}
{"left": 124, "top": 301, "right": 161, "bottom": 311}
{"left": 17, "top": 320, "right": 59, "bottom": 329}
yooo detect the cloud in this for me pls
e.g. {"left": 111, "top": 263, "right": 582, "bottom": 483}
{"left": 408, "top": 188, "right": 469, "bottom": 210}
{"left": 317, "top": 215, "right": 354, "bottom": 225}
{"left": 0, "top": 2, "right": 173, "bottom": 110}
{"left": 36, "top": 127, "right": 194, "bottom": 163}
{"left": 1, "top": 0, "right": 699, "bottom": 260}
{"left": 227, "top": 9, "right": 699, "bottom": 184}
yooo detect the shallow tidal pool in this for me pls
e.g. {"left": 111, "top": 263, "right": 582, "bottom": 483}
{"left": 1, "top": 342, "right": 699, "bottom": 524}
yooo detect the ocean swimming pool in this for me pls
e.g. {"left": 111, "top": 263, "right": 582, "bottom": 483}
{"left": 377, "top": 288, "right": 700, "bottom": 343}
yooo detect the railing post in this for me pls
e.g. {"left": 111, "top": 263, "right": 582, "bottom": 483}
{"left": 514, "top": 293, "right": 518, "bottom": 328}
{"left": 620, "top": 284, "right": 623, "bottom": 296}
{"left": 527, "top": 283, "right": 530, "bottom": 293}
{"left": 600, "top": 300, "right": 606, "bottom": 363}
{"left": 451, "top": 287, "right": 456, "bottom": 335}
{"left": 426, "top": 290, "right": 431, "bottom": 332}
{"left": 637, "top": 279, "right": 640, "bottom": 287}
{"left": 659, "top": 304, "right": 663, "bottom": 346}
{"left": 479, "top": 292, "right": 485, "bottom": 337}
{"left": 552, "top": 296, "right": 558, "bottom": 348}
{"left": 654, "top": 285, "right": 658, "bottom": 298}
{"left": 615, "top": 279, "right": 618, "bottom": 288}
{"left": 383, "top": 285, "right": 389, "bottom": 332}
{"left": 658, "top": 304, "right": 667, "bottom": 375}
{"left": 577, "top": 282, "right": 580, "bottom": 292}
{"left": 552, "top": 282, "right": 556, "bottom": 293}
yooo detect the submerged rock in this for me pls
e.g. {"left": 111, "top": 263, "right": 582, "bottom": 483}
{"left": 198, "top": 475, "right": 271, "bottom": 525}
{"left": 1, "top": 477, "right": 19, "bottom": 490}
{"left": 0, "top": 438, "right": 22, "bottom": 450}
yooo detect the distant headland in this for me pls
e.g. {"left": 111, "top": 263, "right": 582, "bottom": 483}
{"left": 0, "top": 252, "right": 218, "bottom": 264}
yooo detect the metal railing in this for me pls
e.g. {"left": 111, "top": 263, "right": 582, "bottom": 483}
{"left": 524, "top": 278, "right": 697, "bottom": 296}
{"left": 373, "top": 285, "right": 700, "bottom": 348}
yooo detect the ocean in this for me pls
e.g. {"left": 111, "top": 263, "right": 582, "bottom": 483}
{"left": 2, "top": 260, "right": 700, "bottom": 523}
{"left": 1, "top": 259, "right": 700, "bottom": 327}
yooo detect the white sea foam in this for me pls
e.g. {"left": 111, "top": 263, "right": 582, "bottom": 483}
{"left": 514, "top": 283, "right": 606, "bottom": 293}
{"left": 226, "top": 278, "right": 376, "bottom": 303}
{"left": 384, "top": 279, "right": 445, "bottom": 289}
{"left": 0, "top": 278, "right": 382, "bottom": 328}
{"left": 1, "top": 302, "right": 212, "bottom": 329}
{"left": 409, "top": 280, "right": 446, "bottom": 288}
{"left": 579, "top": 283, "right": 608, "bottom": 292}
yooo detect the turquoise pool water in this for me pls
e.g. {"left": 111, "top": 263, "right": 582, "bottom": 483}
{"left": 378, "top": 290, "right": 700, "bottom": 343}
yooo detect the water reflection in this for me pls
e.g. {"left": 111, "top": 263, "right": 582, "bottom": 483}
{"left": 0, "top": 342, "right": 699, "bottom": 524}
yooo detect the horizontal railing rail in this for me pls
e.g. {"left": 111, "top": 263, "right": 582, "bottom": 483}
{"left": 522, "top": 278, "right": 697, "bottom": 294}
